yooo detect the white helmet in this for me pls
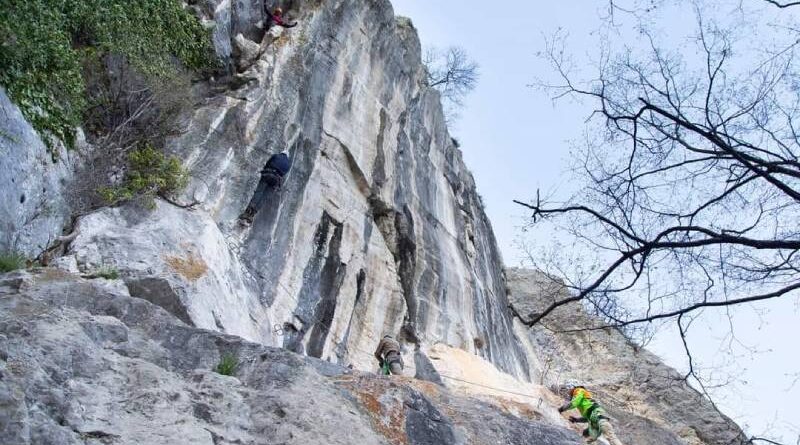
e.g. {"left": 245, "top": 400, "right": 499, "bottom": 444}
{"left": 563, "top": 379, "right": 582, "bottom": 392}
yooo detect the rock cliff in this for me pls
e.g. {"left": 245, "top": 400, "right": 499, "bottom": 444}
{"left": 0, "top": 270, "right": 579, "bottom": 445}
{"left": 506, "top": 268, "right": 749, "bottom": 445}
{"left": 0, "top": 0, "right": 748, "bottom": 444}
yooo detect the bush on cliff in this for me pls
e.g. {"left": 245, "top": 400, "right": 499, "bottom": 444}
{"left": 0, "top": 0, "right": 215, "bottom": 151}
{"left": 99, "top": 143, "right": 188, "bottom": 208}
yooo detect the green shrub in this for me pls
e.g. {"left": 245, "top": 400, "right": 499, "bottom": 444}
{"left": 0, "top": 0, "right": 215, "bottom": 151}
{"left": 0, "top": 251, "right": 26, "bottom": 273}
{"left": 95, "top": 266, "right": 120, "bottom": 280}
{"left": 99, "top": 144, "right": 188, "bottom": 207}
{"left": 215, "top": 354, "right": 238, "bottom": 376}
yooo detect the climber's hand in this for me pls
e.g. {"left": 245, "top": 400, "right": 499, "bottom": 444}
{"left": 569, "top": 416, "right": 583, "bottom": 423}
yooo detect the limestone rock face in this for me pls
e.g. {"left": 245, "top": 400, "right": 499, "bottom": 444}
{"left": 66, "top": 0, "right": 529, "bottom": 380}
{"left": 0, "top": 270, "right": 580, "bottom": 445}
{"left": 0, "top": 89, "right": 75, "bottom": 258}
{"left": 0, "top": 0, "right": 751, "bottom": 443}
{"left": 506, "top": 268, "right": 749, "bottom": 445}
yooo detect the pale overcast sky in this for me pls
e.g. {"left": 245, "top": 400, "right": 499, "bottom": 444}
{"left": 392, "top": 0, "right": 800, "bottom": 441}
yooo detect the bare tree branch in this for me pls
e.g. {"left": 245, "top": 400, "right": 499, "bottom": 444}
{"left": 749, "top": 437, "right": 787, "bottom": 445}
{"left": 762, "top": 0, "right": 800, "bottom": 8}
{"left": 423, "top": 46, "right": 479, "bottom": 122}
{"left": 519, "top": 4, "right": 800, "bottom": 353}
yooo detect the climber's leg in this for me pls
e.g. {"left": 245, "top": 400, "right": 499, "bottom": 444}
{"left": 240, "top": 179, "right": 268, "bottom": 222}
{"left": 240, "top": 170, "right": 284, "bottom": 223}
{"left": 263, "top": 171, "right": 282, "bottom": 190}
{"left": 598, "top": 419, "right": 624, "bottom": 445}
{"left": 585, "top": 421, "right": 602, "bottom": 443}
{"left": 388, "top": 360, "right": 403, "bottom": 376}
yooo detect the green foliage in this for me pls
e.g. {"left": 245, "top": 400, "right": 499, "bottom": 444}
{"left": 95, "top": 266, "right": 120, "bottom": 280}
{"left": 99, "top": 144, "right": 188, "bottom": 207}
{"left": 215, "top": 354, "right": 238, "bottom": 376}
{"left": 0, "top": 0, "right": 215, "bottom": 151}
{"left": 0, "top": 129, "right": 16, "bottom": 143}
{"left": 0, "top": 251, "right": 26, "bottom": 273}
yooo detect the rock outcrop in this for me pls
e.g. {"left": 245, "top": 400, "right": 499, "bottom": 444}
{"left": 0, "top": 89, "right": 75, "bottom": 259}
{"left": 0, "top": 0, "right": 749, "bottom": 444}
{"left": 65, "top": 0, "right": 529, "bottom": 380}
{"left": 507, "top": 268, "right": 749, "bottom": 445}
{"left": 0, "top": 270, "right": 580, "bottom": 445}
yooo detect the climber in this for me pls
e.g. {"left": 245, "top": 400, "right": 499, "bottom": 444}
{"left": 374, "top": 335, "right": 403, "bottom": 376}
{"left": 239, "top": 150, "right": 292, "bottom": 224}
{"left": 264, "top": 6, "right": 297, "bottom": 29}
{"left": 558, "top": 381, "right": 625, "bottom": 445}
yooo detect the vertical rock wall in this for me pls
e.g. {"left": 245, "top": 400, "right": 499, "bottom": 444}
{"left": 0, "top": 89, "right": 75, "bottom": 259}
{"left": 65, "top": 0, "right": 530, "bottom": 379}
{"left": 506, "top": 268, "right": 749, "bottom": 445}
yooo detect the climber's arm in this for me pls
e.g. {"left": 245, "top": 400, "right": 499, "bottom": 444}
{"left": 558, "top": 392, "right": 583, "bottom": 413}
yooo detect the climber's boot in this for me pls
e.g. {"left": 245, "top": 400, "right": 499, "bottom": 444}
{"left": 239, "top": 206, "right": 256, "bottom": 225}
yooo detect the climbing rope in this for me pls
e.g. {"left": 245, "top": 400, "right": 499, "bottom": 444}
{"left": 263, "top": 300, "right": 551, "bottom": 404}
{"left": 253, "top": 256, "right": 558, "bottom": 406}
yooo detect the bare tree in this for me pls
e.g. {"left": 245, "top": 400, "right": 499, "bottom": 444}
{"left": 513, "top": 2, "right": 800, "bottom": 424}
{"left": 518, "top": 2, "right": 800, "bottom": 328}
{"left": 423, "top": 46, "right": 479, "bottom": 122}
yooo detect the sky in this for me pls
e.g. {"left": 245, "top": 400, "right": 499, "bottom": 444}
{"left": 391, "top": 0, "right": 800, "bottom": 442}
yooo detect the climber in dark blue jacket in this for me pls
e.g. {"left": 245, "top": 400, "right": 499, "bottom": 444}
{"left": 240, "top": 150, "right": 292, "bottom": 224}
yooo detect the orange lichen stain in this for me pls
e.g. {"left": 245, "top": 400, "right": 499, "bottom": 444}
{"left": 164, "top": 253, "right": 208, "bottom": 281}
{"left": 407, "top": 379, "right": 442, "bottom": 398}
{"left": 334, "top": 375, "right": 409, "bottom": 445}
{"left": 36, "top": 268, "right": 73, "bottom": 282}
{"left": 408, "top": 375, "right": 541, "bottom": 423}
{"left": 494, "top": 397, "right": 541, "bottom": 420}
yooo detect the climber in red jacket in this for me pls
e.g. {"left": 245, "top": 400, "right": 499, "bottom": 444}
{"left": 264, "top": 6, "right": 297, "bottom": 29}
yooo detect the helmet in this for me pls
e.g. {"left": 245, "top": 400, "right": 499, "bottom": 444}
{"left": 273, "top": 7, "right": 283, "bottom": 14}
{"left": 280, "top": 150, "right": 289, "bottom": 156}
{"left": 563, "top": 379, "right": 582, "bottom": 392}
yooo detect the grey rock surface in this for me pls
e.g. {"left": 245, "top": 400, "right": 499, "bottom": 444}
{"left": 0, "top": 88, "right": 74, "bottom": 259}
{"left": 66, "top": 0, "right": 529, "bottom": 380}
{"left": 0, "top": 269, "right": 581, "bottom": 445}
{"left": 0, "top": 0, "right": 751, "bottom": 443}
{"left": 506, "top": 267, "right": 749, "bottom": 445}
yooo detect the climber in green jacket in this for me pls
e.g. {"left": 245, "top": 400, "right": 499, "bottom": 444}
{"left": 558, "top": 382, "right": 625, "bottom": 445}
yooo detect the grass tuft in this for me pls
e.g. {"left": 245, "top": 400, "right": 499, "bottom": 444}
{"left": 215, "top": 354, "right": 239, "bottom": 376}
{"left": 95, "top": 266, "right": 119, "bottom": 280}
{"left": 0, "top": 251, "right": 26, "bottom": 273}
